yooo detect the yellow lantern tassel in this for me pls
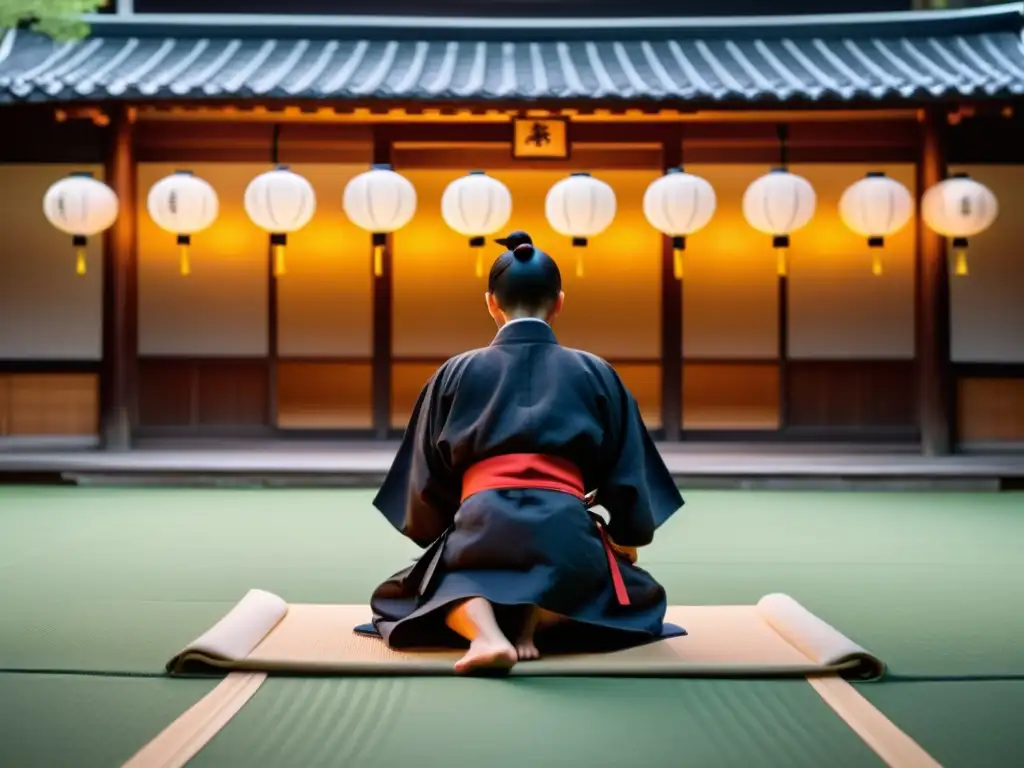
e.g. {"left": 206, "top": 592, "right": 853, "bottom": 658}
{"left": 576, "top": 253, "right": 584, "bottom": 278}
{"left": 776, "top": 248, "right": 788, "bottom": 277}
{"left": 872, "top": 251, "right": 883, "bottom": 277}
{"left": 75, "top": 246, "right": 87, "bottom": 276}
{"left": 673, "top": 248, "right": 684, "bottom": 280}
{"left": 373, "top": 244, "right": 384, "bottom": 278}
{"left": 273, "top": 244, "right": 287, "bottom": 277}
{"left": 179, "top": 244, "right": 191, "bottom": 277}
{"left": 954, "top": 247, "right": 969, "bottom": 277}
{"left": 475, "top": 249, "right": 483, "bottom": 279}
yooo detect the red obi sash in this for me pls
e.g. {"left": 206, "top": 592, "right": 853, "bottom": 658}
{"left": 460, "top": 453, "right": 631, "bottom": 606}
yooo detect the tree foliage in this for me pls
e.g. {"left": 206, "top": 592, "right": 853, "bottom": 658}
{"left": 0, "top": 1, "right": 104, "bottom": 41}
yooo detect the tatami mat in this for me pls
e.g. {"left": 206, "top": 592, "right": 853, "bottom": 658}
{"left": 189, "top": 677, "right": 884, "bottom": 768}
{"left": 0, "top": 674, "right": 217, "bottom": 768}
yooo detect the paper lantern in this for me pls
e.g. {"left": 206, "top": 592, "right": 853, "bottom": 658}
{"left": 643, "top": 167, "right": 717, "bottom": 280}
{"left": 838, "top": 172, "right": 914, "bottom": 276}
{"left": 147, "top": 171, "right": 219, "bottom": 276}
{"left": 742, "top": 169, "right": 816, "bottom": 276}
{"left": 243, "top": 165, "right": 316, "bottom": 277}
{"left": 441, "top": 171, "right": 512, "bottom": 277}
{"left": 42, "top": 172, "right": 119, "bottom": 275}
{"left": 921, "top": 173, "right": 998, "bottom": 277}
{"left": 545, "top": 172, "right": 616, "bottom": 277}
{"left": 343, "top": 164, "right": 417, "bottom": 278}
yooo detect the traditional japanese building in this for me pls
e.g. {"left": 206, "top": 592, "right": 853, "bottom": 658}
{"left": 1, "top": 1, "right": 1023, "bottom": 453}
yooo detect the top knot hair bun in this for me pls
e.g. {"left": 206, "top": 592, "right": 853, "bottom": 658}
{"left": 512, "top": 243, "right": 535, "bottom": 261}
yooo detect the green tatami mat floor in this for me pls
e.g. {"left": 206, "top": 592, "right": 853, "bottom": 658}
{"left": 1, "top": 486, "right": 1022, "bottom": 766}
{"left": 192, "top": 677, "right": 882, "bottom": 768}
{"left": 861, "top": 681, "right": 1024, "bottom": 767}
{"left": 0, "top": 674, "right": 217, "bottom": 768}
{"left": 1, "top": 487, "right": 1021, "bottom": 677}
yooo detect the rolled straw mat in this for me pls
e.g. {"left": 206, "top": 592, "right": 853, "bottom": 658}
{"left": 165, "top": 590, "right": 885, "bottom": 680}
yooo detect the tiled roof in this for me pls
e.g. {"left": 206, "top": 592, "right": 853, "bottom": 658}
{"left": 1, "top": 6, "right": 1023, "bottom": 105}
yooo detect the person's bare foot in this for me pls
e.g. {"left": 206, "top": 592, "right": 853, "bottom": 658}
{"left": 454, "top": 638, "right": 518, "bottom": 674}
{"left": 515, "top": 635, "right": 540, "bottom": 660}
{"left": 516, "top": 606, "right": 541, "bottom": 660}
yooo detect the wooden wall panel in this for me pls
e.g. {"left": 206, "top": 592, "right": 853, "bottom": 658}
{"left": 682, "top": 362, "right": 780, "bottom": 430}
{"left": 948, "top": 165, "right": 1024, "bottom": 363}
{"left": 137, "top": 163, "right": 269, "bottom": 356}
{"left": 0, "top": 374, "right": 98, "bottom": 435}
{"left": 0, "top": 376, "right": 8, "bottom": 435}
{"left": 276, "top": 362, "right": 373, "bottom": 429}
{"left": 391, "top": 362, "right": 440, "bottom": 430}
{"left": 957, "top": 378, "right": 1024, "bottom": 443}
{"left": 0, "top": 164, "right": 104, "bottom": 359}
{"left": 786, "top": 360, "right": 916, "bottom": 429}
{"left": 393, "top": 168, "right": 662, "bottom": 360}
{"left": 613, "top": 363, "right": 661, "bottom": 429}
{"left": 137, "top": 358, "right": 269, "bottom": 427}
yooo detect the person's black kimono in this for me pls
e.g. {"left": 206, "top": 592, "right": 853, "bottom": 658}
{"left": 364, "top": 318, "right": 685, "bottom": 653}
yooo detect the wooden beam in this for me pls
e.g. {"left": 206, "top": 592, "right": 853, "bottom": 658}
{"left": 915, "top": 108, "right": 953, "bottom": 456}
{"left": 372, "top": 130, "right": 394, "bottom": 439}
{"left": 101, "top": 105, "right": 138, "bottom": 450}
{"left": 660, "top": 140, "right": 683, "bottom": 442}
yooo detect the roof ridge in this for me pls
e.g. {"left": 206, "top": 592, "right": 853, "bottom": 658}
{"left": 79, "top": 4, "right": 1024, "bottom": 42}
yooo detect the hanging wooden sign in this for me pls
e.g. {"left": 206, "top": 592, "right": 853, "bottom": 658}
{"left": 512, "top": 118, "right": 570, "bottom": 160}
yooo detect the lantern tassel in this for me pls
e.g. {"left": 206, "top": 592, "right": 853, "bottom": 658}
{"left": 75, "top": 246, "right": 87, "bottom": 276}
{"left": 871, "top": 251, "right": 883, "bottom": 277}
{"left": 273, "top": 244, "right": 287, "bottom": 277}
{"left": 179, "top": 244, "right": 191, "bottom": 277}
{"left": 954, "top": 247, "right": 969, "bottom": 277}
{"left": 673, "top": 248, "right": 684, "bottom": 280}
{"left": 373, "top": 244, "right": 384, "bottom": 278}
{"left": 776, "top": 248, "right": 788, "bottom": 277}
{"left": 475, "top": 249, "right": 483, "bottom": 279}
{"left": 576, "top": 253, "right": 584, "bottom": 279}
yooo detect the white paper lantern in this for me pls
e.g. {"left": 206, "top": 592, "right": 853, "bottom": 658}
{"left": 545, "top": 172, "right": 616, "bottom": 277}
{"left": 742, "top": 169, "right": 816, "bottom": 276}
{"left": 441, "top": 171, "right": 512, "bottom": 277}
{"left": 921, "top": 173, "right": 998, "bottom": 276}
{"left": 42, "top": 172, "right": 119, "bottom": 276}
{"left": 838, "top": 172, "right": 914, "bottom": 276}
{"left": 643, "top": 167, "right": 717, "bottom": 279}
{"left": 342, "top": 164, "right": 417, "bottom": 277}
{"left": 147, "top": 171, "right": 219, "bottom": 276}
{"left": 243, "top": 165, "right": 316, "bottom": 277}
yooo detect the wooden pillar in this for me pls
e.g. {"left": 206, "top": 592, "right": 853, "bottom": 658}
{"left": 371, "top": 129, "right": 394, "bottom": 439}
{"left": 101, "top": 105, "right": 138, "bottom": 450}
{"left": 916, "top": 108, "right": 953, "bottom": 456}
{"left": 660, "top": 140, "right": 683, "bottom": 441}
{"left": 266, "top": 124, "right": 281, "bottom": 429}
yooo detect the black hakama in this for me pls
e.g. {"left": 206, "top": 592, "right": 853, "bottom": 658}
{"left": 361, "top": 319, "right": 685, "bottom": 653}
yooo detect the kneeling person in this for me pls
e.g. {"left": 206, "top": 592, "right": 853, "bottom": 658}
{"left": 366, "top": 242, "right": 685, "bottom": 673}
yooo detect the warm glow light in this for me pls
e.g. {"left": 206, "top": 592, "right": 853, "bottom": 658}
{"left": 838, "top": 172, "right": 914, "bottom": 276}
{"left": 742, "top": 169, "right": 816, "bottom": 276}
{"left": 545, "top": 172, "right": 617, "bottom": 277}
{"left": 343, "top": 164, "right": 417, "bottom": 278}
{"left": 441, "top": 171, "right": 512, "bottom": 277}
{"left": 243, "top": 165, "right": 316, "bottom": 279}
{"left": 342, "top": 164, "right": 417, "bottom": 234}
{"left": 921, "top": 173, "right": 998, "bottom": 278}
{"left": 147, "top": 170, "right": 219, "bottom": 276}
{"left": 42, "top": 172, "right": 119, "bottom": 276}
{"left": 642, "top": 167, "right": 717, "bottom": 280}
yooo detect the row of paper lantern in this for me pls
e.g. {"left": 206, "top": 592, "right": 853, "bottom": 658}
{"left": 42, "top": 164, "right": 998, "bottom": 280}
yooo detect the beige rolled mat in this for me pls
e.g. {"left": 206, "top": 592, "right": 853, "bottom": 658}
{"left": 165, "top": 589, "right": 885, "bottom": 680}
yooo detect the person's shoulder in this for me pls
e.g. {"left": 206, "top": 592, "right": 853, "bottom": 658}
{"left": 432, "top": 347, "right": 487, "bottom": 386}
{"left": 560, "top": 346, "right": 617, "bottom": 374}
